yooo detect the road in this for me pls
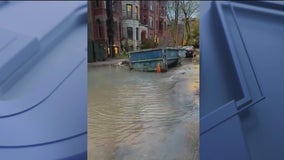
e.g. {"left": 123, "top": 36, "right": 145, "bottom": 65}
{"left": 88, "top": 58, "right": 199, "bottom": 160}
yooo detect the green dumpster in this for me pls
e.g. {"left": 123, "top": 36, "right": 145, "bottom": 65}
{"left": 88, "top": 40, "right": 95, "bottom": 62}
{"left": 94, "top": 41, "right": 107, "bottom": 61}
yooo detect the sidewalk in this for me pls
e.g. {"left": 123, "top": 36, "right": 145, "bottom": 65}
{"left": 88, "top": 58, "right": 129, "bottom": 67}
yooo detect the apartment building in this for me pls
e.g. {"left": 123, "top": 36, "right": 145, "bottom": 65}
{"left": 89, "top": 0, "right": 167, "bottom": 54}
{"left": 140, "top": 0, "right": 167, "bottom": 41}
{"left": 121, "top": 1, "right": 141, "bottom": 50}
{"left": 89, "top": 1, "right": 121, "bottom": 55}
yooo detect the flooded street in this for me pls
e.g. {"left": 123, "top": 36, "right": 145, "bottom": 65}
{"left": 88, "top": 59, "right": 199, "bottom": 160}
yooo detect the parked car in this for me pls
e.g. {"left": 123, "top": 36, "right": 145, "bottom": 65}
{"left": 183, "top": 45, "right": 195, "bottom": 57}
{"left": 178, "top": 48, "right": 187, "bottom": 58}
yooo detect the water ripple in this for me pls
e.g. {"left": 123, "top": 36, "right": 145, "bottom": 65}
{"left": 88, "top": 61, "right": 199, "bottom": 159}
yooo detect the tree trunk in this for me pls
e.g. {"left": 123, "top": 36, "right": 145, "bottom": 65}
{"left": 174, "top": 0, "right": 179, "bottom": 46}
{"left": 185, "top": 19, "right": 191, "bottom": 45}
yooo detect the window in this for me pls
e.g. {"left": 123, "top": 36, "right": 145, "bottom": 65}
{"left": 136, "top": 28, "right": 139, "bottom": 40}
{"left": 96, "top": 0, "right": 99, "bottom": 7}
{"left": 126, "top": 4, "right": 132, "bottom": 18}
{"left": 141, "top": 31, "right": 146, "bottom": 42}
{"left": 149, "top": 16, "right": 153, "bottom": 28}
{"left": 112, "top": 1, "right": 116, "bottom": 12}
{"left": 149, "top": 1, "right": 153, "bottom": 10}
{"left": 96, "top": 19, "right": 102, "bottom": 38}
{"left": 143, "top": 16, "right": 147, "bottom": 25}
{"left": 160, "top": 7, "right": 164, "bottom": 16}
{"left": 127, "top": 27, "right": 133, "bottom": 39}
{"left": 143, "top": 1, "right": 147, "bottom": 9}
{"left": 156, "top": 20, "right": 159, "bottom": 29}
{"left": 159, "top": 21, "right": 163, "bottom": 30}
{"left": 134, "top": 6, "right": 138, "bottom": 19}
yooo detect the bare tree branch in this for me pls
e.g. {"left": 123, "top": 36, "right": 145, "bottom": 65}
{"left": 165, "top": 0, "right": 199, "bottom": 46}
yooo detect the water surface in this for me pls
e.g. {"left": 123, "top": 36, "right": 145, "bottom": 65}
{"left": 88, "top": 59, "right": 199, "bottom": 160}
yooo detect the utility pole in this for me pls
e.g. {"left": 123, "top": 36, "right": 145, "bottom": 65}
{"left": 106, "top": 0, "right": 115, "bottom": 57}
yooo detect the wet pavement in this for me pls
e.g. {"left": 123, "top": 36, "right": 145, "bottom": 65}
{"left": 88, "top": 58, "right": 199, "bottom": 160}
{"left": 88, "top": 58, "right": 128, "bottom": 67}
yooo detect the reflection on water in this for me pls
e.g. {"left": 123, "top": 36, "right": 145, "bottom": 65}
{"left": 88, "top": 60, "right": 199, "bottom": 160}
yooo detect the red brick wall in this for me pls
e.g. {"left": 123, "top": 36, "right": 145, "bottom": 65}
{"left": 112, "top": 1, "right": 122, "bottom": 46}
{"left": 139, "top": 1, "right": 167, "bottom": 39}
{"left": 90, "top": 1, "right": 121, "bottom": 51}
{"left": 90, "top": 0, "right": 167, "bottom": 51}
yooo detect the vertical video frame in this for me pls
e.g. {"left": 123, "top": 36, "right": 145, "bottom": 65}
{"left": 88, "top": 1, "right": 199, "bottom": 160}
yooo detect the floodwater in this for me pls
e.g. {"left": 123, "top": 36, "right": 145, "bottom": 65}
{"left": 88, "top": 59, "right": 199, "bottom": 160}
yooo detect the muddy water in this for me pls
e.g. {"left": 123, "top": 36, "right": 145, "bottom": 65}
{"left": 88, "top": 59, "right": 199, "bottom": 160}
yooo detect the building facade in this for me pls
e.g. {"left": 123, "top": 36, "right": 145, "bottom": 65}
{"left": 89, "top": 0, "right": 167, "bottom": 57}
{"left": 140, "top": 0, "right": 167, "bottom": 42}
{"left": 111, "top": 1, "right": 122, "bottom": 53}
{"left": 120, "top": 1, "right": 141, "bottom": 51}
{"left": 89, "top": 0, "right": 121, "bottom": 56}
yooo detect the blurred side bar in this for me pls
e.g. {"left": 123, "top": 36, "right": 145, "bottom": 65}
{"left": 0, "top": 1, "right": 87, "bottom": 159}
{"left": 201, "top": 1, "right": 284, "bottom": 160}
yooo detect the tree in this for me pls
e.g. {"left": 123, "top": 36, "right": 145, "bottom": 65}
{"left": 166, "top": 0, "right": 182, "bottom": 46}
{"left": 180, "top": 1, "right": 199, "bottom": 46}
{"left": 158, "top": 25, "right": 179, "bottom": 47}
{"left": 166, "top": 0, "right": 199, "bottom": 46}
{"left": 190, "top": 19, "right": 199, "bottom": 48}
{"left": 124, "top": 38, "right": 130, "bottom": 52}
{"left": 141, "top": 38, "right": 156, "bottom": 49}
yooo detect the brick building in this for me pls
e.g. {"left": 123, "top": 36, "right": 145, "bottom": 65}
{"left": 140, "top": 0, "right": 167, "bottom": 42}
{"left": 89, "top": 0, "right": 167, "bottom": 59}
{"left": 121, "top": 1, "right": 141, "bottom": 51}
{"left": 89, "top": 0, "right": 121, "bottom": 56}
